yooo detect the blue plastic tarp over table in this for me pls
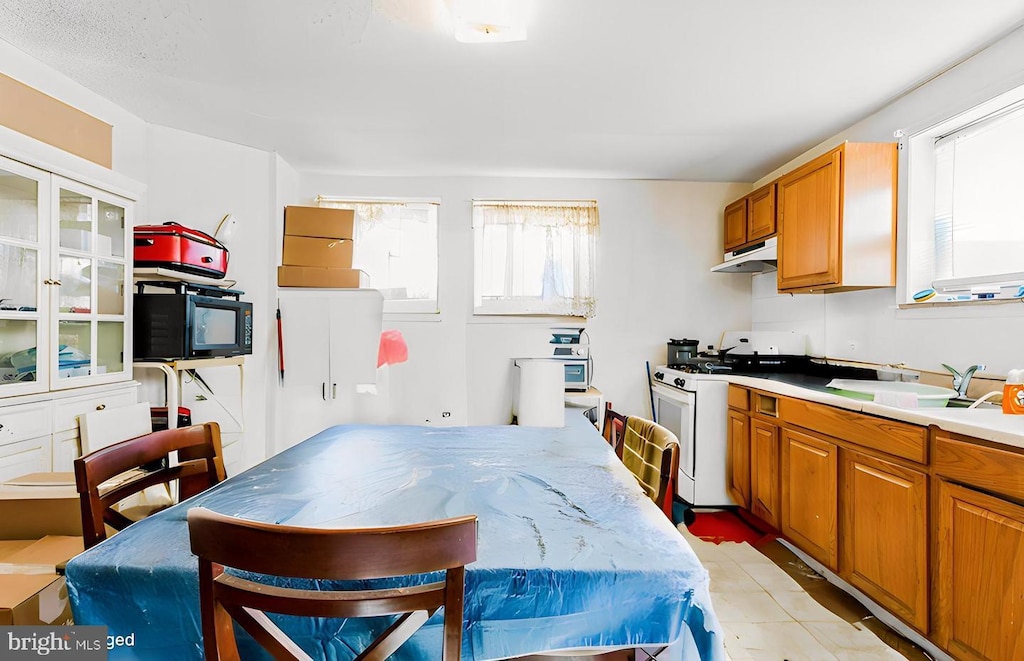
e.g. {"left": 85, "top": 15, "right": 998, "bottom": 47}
{"left": 66, "top": 415, "right": 724, "bottom": 660}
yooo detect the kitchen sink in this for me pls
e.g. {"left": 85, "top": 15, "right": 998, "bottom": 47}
{"left": 825, "top": 379, "right": 959, "bottom": 408}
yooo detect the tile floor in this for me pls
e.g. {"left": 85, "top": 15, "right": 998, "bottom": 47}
{"left": 678, "top": 525, "right": 909, "bottom": 661}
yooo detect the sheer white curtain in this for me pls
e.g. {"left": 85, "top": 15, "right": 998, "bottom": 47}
{"left": 473, "top": 200, "right": 599, "bottom": 317}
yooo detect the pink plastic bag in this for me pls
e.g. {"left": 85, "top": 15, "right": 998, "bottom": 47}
{"left": 377, "top": 329, "right": 409, "bottom": 367}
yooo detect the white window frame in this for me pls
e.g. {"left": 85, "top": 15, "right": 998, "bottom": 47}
{"left": 316, "top": 196, "right": 440, "bottom": 315}
{"left": 903, "top": 82, "right": 1024, "bottom": 310}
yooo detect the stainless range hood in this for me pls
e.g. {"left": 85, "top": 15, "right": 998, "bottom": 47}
{"left": 711, "top": 236, "right": 777, "bottom": 273}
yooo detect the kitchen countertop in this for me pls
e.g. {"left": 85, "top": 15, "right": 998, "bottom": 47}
{"left": 703, "top": 372, "right": 1024, "bottom": 452}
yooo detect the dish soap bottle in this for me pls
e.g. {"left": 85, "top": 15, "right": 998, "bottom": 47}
{"left": 1004, "top": 369, "right": 1024, "bottom": 415}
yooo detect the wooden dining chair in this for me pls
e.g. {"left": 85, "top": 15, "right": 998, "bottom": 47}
{"left": 621, "top": 416, "right": 679, "bottom": 519}
{"left": 74, "top": 422, "right": 225, "bottom": 549}
{"left": 187, "top": 508, "right": 478, "bottom": 661}
{"left": 602, "top": 403, "right": 628, "bottom": 458}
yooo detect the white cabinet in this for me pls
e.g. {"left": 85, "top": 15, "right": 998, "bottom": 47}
{"left": 0, "top": 153, "right": 133, "bottom": 397}
{"left": 0, "top": 435, "right": 51, "bottom": 482}
{"left": 275, "top": 290, "right": 383, "bottom": 451}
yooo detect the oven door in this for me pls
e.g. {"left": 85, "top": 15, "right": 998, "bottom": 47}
{"left": 651, "top": 383, "right": 696, "bottom": 502}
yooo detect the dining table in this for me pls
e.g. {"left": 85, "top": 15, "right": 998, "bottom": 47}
{"left": 66, "top": 408, "right": 725, "bottom": 660}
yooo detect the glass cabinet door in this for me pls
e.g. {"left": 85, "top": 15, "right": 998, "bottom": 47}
{"left": 50, "top": 176, "right": 131, "bottom": 389}
{"left": 0, "top": 156, "right": 49, "bottom": 396}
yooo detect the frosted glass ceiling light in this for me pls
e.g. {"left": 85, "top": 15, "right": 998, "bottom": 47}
{"left": 453, "top": 0, "right": 527, "bottom": 43}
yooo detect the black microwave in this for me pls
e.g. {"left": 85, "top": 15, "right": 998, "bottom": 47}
{"left": 134, "top": 282, "right": 253, "bottom": 360}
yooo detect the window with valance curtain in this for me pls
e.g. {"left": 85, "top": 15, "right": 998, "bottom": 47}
{"left": 316, "top": 197, "right": 438, "bottom": 313}
{"left": 473, "top": 200, "right": 599, "bottom": 317}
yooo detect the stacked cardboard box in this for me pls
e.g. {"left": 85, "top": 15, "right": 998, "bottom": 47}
{"left": 278, "top": 206, "right": 368, "bottom": 288}
{"left": 0, "top": 473, "right": 83, "bottom": 625}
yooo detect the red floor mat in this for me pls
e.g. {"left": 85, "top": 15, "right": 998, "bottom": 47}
{"left": 686, "top": 510, "right": 776, "bottom": 545}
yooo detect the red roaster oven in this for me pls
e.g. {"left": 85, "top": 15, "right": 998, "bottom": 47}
{"left": 133, "top": 222, "right": 229, "bottom": 279}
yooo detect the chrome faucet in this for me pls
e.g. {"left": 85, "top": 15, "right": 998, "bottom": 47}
{"left": 942, "top": 364, "right": 987, "bottom": 398}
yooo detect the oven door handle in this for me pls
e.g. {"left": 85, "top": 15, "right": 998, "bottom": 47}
{"left": 652, "top": 382, "right": 696, "bottom": 405}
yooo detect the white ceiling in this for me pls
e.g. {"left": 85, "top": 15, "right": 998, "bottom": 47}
{"left": 2, "top": 1, "right": 1023, "bottom": 181}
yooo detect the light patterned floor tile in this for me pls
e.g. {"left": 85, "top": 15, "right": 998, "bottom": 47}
{"left": 724, "top": 621, "right": 839, "bottom": 660}
{"left": 703, "top": 561, "right": 763, "bottom": 593}
{"left": 770, "top": 589, "right": 849, "bottom": 623}
{"left": 739, "top": 558, "right": 806, "bottom": 593}
{"left": 803, "top": 622, "right": 906, "bottom": 657}
{"left": 710, "top": 591, "right": 794, "bottom": 624}
{"left": 717, "top": 541, "right": 776, "bottom": 566}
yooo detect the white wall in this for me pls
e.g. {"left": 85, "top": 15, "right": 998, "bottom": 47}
{"left": 143, "top": 125, "right": 276, "bottom": 471}
{"left": 749, "top": 26, "right": 1024, "bottom": 378}
{"left": 298, "top": 174, "right": 752, "bottom": 423}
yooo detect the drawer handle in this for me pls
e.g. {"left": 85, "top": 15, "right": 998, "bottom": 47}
{"left": 0, "top": 423, "right": 4, "bottom": 431}
{"left": 95, "top": 404, "right": 106, "bottom": 411}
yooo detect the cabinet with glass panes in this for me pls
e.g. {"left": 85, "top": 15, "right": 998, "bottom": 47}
{"left": 0, "top": 155, "right": 133, "bottom": 397}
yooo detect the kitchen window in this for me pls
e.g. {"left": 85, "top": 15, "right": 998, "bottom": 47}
{"left": 316, "top": 197, "right": 438, "bottom": 313}
{"left": 473, "top": 200, "right": 598, "bottom": 317}
{"left": 905, "top": 86, "right": 1024, "bottom": 302}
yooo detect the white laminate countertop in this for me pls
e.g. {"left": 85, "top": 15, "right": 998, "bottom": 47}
{"left": 711, "top": 374, "right": 1024, "bottom": 452}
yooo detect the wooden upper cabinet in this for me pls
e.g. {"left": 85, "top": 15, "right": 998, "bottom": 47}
{"left": 747, "top": 183, "right": 776, "bottom": 242}
{"left": 777, "top": 142, "right": 897, "bottom": 293}
{"left": 724, "top": 198, "right": 748, "bottom": 252}
{"left": 722, "top": 183, "right": 777, "bottom": 253}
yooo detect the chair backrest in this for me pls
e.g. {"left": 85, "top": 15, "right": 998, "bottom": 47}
{"left": 621, "top": 416, "right": 680, "bottom": 518}
{"left": 74, "top": 422, "right": 224, "bottom": 549}
{"left": 187, "top": 507, "right": 478, "bottom": 661}
{"left": 79, "top": 402, "right": 154, "bottom": 454}
{"left": 602, "top": 403, "right": 627, "bottom": 458}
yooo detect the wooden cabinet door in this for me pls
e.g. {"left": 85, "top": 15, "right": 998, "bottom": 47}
{"left": 936, "top": 481, "right": 1024, "bottom": 660}
{"left": 750, "top": 419, "right": 780, "bottom": 528}
{"left": 723, "top": 198, "right": 748, "bottom": 251}
{"left": 727, "top": 410, "right": 750, "bottom": 509}
{"left": 747, "top": 183, "right": 776, "bottom": 242}
{"left": 777, "top": 149, "right": 842, "bottom": 290}
{"left": 781, "top": 428, "right": 838, "bottom": 570}
{"left": 841, "top": 450, "right": 928, "bottom": 633}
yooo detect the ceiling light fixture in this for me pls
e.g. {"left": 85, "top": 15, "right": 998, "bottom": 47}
{"left": 453, "top": 0, "right": 527, "bottom": 43}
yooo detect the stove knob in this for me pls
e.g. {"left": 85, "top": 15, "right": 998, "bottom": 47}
{"left": 654, "top": 372, "right": 664, "bottom": 380}
{"left": 674, "top": 377, "right": 684, "bottom": 387}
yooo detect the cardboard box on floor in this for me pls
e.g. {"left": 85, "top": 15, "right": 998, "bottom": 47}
{"left": 282, "top": 235, "right": 354, "bottom": 268}
{"left": 284, "top": 206, "right": 355, "bottom": 240}
{"left": 278, "top": 266, "right": 369, "bottom": 288}
{"left": 0, "top": 472, "right": 84, "bottom": 626}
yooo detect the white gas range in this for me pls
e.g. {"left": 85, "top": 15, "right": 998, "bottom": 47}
{"left": 652, "top": 331, "right": 808, "bottom": 509}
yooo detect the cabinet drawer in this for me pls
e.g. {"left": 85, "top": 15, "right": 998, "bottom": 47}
{"left": 0, "top": 436, "right": 52, "bottom": 482}
{"left": 728, "top": 386, "right": 749, "bottom": 411}
{"left": 934, "top": 433, "right": 1024, "bottom": 503}
{"left": 0, "top": 401, "right": 52, "bottom": 445}
{"left": 52, "top": 429, "right": 82, "bottom": 473}
{"left": 54, "top": 388, "right": 137, "bottom": 433}
{"left": 780, "top": 398, "right": 926, "bottom": 464}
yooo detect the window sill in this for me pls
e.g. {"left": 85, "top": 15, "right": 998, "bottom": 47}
{"left": 897, "top": 297, "right": 1024, "bottom": 309}
{"left": 468, "top": 314, "right": 587, "bottom": 325}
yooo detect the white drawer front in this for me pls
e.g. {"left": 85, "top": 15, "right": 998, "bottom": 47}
{"left": 0, "top": 401, "right": 52, "bottom": 445}
{"left": 0, "top": 436, "right": 52, "bottom": 482}
{"left": 52, "top": 429, "right": 82, "bottom": 473}
{"left": 54, "top": 388, "right": 138, "bottom": 433}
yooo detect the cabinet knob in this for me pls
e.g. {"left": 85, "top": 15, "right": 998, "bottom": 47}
{"left": 95, "top": 404, "right": 106, "bottom": 411}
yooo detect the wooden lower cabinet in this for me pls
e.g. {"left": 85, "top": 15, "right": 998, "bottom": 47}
{"left": 936, "top": 480, "right": 1024, "bottom": 660}
{"left": 750, "top": 419, "right": 780, "bottom": 528}
{"left": 840, "top": 450, "right": 928, "bottom": 633}
{"left": 727, "top": 410, "right": 750, "bottom": 508}
{"left": 781, "top": 428, "right": 838, "bottom": 570}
